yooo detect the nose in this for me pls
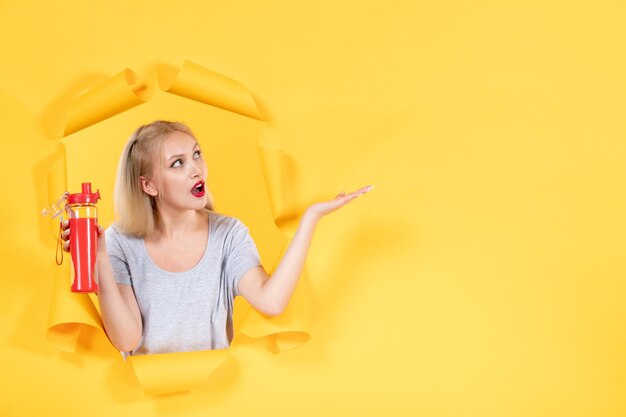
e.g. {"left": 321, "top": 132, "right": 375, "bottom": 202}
{"left": 190, "top": 158, "right": 204, "bottom": 178}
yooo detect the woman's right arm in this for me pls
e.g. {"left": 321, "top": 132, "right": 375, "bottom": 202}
{"left": 62, "top": 222, "right": 142, "bottom": 352}
{"left": 96, "top": 249, "right": 143, "bottom": 352}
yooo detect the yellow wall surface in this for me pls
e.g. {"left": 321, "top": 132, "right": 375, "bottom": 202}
{"left": 1, "top": 1, "right": 626, "bottom": 416}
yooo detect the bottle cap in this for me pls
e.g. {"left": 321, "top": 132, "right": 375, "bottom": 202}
{"left": 67, "top": 182, "right": 100, "bottom": 204}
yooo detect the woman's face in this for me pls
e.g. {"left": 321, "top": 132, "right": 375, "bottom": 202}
{"left": 143, "top": 130, "right": 208, "bottom": 212}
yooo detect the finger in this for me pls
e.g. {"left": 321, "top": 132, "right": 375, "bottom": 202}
{"left": 61, "top": 228, "right": 70, "bottom": 240}
{"left": 63, "top": 241, "right": 70, "bottom": 253}
{"left": 97, "top": 225, "right": 104, "bottom": 236}
{"left": 354, "top": 185, "right": 374, "bottom": 195}
{"left": 344, "top": 190, "right": 365, "bottom": 199}
{"left": 333, "top": 195, "right": 357, "bottom": 208}
{"left": 347, "top": 185, "right": 374, "bottom": 198}
{"left": 344, "top": 191, "right": 366, "bottom": 205}
{"left": 61, "top": 220, "right": 69, "bottom": 230}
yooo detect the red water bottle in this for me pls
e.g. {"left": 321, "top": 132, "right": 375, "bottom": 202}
{"left": 67, "top": 182, "right": 101, "bottom": 293}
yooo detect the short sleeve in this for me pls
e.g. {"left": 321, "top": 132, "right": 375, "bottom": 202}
{"left": 225, "top": 219, "right": 261, "bottom": 297}
{"left": 105, "top": 227, "right": 132, "bottom": 286}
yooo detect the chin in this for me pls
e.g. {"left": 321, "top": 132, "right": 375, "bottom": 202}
{"left": 193, "top": 196, "right": 208, "bottom": 210}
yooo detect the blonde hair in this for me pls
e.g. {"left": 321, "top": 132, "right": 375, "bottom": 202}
{"left": 113, "top": 120, "right": 214, "bottom": 237}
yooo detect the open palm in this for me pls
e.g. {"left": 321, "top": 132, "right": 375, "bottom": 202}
{"left": 306, "top": 185, "right": 373, "bottom": 221}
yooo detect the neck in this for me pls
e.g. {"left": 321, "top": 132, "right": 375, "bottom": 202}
{"left": 153, "top": 206, "right": 206, "bottom": 241}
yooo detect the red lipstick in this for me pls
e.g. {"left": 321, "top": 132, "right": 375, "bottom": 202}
{"left": 191, "top": 180, "right": 205, "bottom": 197}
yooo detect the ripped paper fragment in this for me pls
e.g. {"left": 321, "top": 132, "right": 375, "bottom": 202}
{"left": 257, "top": 132, "right": 301, "bottom": 238}
{"left": 46, "top": 261, "right": 103, "bottom": 352}
{"left": 45, "top": 60, "right": 312, "bottom": 395}
{"left": 158, "top": 61, "right": 264, "bottom": 121}
{"left": 64, "top": 69, "right": 148, "bottom": 136}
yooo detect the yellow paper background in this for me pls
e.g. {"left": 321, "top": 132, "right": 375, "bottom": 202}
{"left": 2, "top": 1, "right": 626, "bottom": 416}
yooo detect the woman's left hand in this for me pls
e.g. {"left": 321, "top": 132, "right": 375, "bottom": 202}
{"left": 304, "top": 185, "right": 374, "bottom": 222}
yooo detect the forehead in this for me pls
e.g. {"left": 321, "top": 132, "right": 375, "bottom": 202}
{"left": 161, "top": 131, "right": 198, "bottom": 156}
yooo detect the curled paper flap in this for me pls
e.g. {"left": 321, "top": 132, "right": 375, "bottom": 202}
{"left": 238, "top": 241, "right": 313, "bottom": 351}
{"left": 47, "top": 60, "right": 312, "bottom": 394}
{"left": 64, "top": 69, "right": 149, "bottom": 136}
{"left": 128, "top": 349, "right": 229, "bottom": 395}
{"left": 46, "top": 262, "right": 104, "bottom": 352}
{"left": 257, "top": 128, "right": 303, "bottom": 238}
{"left": 157, "top": 61, "right": 264, "bottom": 121}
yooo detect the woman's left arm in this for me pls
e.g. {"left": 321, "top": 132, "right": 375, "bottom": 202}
{"left": 237, "top": 185, "right": 373, "bottom": 316}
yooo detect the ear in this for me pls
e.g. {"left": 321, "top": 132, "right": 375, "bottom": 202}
{"left": 140, "top": 176, "right": 158, "bottom": 197}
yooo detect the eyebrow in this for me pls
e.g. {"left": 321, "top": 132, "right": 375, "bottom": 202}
{"left": 166, "top": 142, "right": 200, "bottom": 160}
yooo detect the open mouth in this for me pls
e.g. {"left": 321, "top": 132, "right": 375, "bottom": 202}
{"left": 191, "top": 180, "right": 205, "bottom": 197}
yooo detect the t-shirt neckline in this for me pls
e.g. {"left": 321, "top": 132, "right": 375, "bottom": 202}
{"left": 141, "top": 214, "right": 212, "bottom": 276}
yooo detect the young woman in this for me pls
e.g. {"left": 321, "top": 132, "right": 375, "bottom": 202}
{"left": 62, "top": 120, "right": 372, "bottom": 356}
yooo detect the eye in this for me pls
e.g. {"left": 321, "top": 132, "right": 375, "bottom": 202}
{"left": 193, "top": 150, "right": 202, "bottom": 159}
{"left": 170, "top": 159, "right": 182, "bottom": 168}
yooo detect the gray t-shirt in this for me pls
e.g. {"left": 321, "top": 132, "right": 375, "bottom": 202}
{"left": 105, "top": 211, "right": 261, "bottom": 356}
